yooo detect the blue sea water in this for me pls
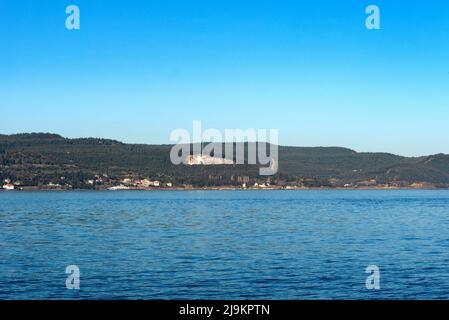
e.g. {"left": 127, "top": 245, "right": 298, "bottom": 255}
{"left": 1, "top": 190, "right": 449, "bottom": 300}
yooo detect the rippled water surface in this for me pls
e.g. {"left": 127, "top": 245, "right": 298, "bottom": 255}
{"left": 1, "top": 190, "right": 449, "bottom": 299}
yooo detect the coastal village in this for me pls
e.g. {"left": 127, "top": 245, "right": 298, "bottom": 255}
{"left": 0, "top": 153, "right": 443, "bottom": 191}
{"left": 0, "top": 176, "right": 439, "bottom": 191}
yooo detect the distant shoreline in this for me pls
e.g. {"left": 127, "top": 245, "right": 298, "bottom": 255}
{"left": 1, "top": 186, "right": 448, "bottom": 192}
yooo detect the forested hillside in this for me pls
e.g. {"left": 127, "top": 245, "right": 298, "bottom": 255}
{"left": 1, "top": 133, "right": 448, "bottom": 189}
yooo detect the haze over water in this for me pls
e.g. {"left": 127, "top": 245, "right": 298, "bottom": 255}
{"left": 1, "top": 190, "right": 449, "bottom": 299}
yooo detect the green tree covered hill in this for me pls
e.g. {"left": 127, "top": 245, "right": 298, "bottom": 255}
{"left": 1, "top": 133, "right": 448, "bottom": 188}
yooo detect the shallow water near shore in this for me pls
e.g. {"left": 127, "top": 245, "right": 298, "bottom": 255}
{"left": 1, "top": 189, "right": 449, "bottom": 299}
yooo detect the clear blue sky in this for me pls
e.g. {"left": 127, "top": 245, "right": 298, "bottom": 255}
{"left": 1, "top": 0, "right": 448, "bottom": 156}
